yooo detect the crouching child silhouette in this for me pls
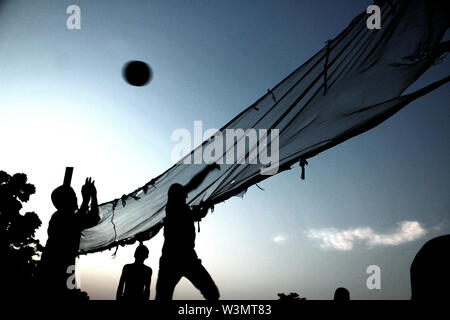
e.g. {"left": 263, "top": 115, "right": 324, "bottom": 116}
{"left": 40, "top": 170, "right": 100, "bottom": 300}
{"left": 155, "top": 163, "right": 220, "bottom": 300}
{"left": 116, "top": 244, "right": 152, "bottom": 301}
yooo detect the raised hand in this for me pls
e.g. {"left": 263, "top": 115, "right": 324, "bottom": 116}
{"left": 81, "top": 177, "right": 95, "bottom": 200}
{"left": 80, "top": 177, "right": 100, "bottom": 225}
{"left": 90, "top": 180, "right": 97, "bottom": 196}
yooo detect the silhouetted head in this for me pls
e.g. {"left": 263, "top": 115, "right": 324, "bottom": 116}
{"left": 410, "top": 234, "right": 450, "bottom": 300}
{"left": 51, "top": 185, "right": 78, "bottom": 212}
{"left": 134, "top": 244, "right": 149, "bottom": 263}
{"left": 334, "top": 287, "right": 350, "bottom": 301}
{"left": 168, "top": 183, "right": 187, "bottom": 205}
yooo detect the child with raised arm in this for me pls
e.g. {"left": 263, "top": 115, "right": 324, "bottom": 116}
{"left": 40, "top": 177, "right": 100, "bottom": 298}
{"left": 155, "top": 163, "right": 220, "bottom": 300}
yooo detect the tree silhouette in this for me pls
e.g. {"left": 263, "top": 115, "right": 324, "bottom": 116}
{"left": 277, "top": 292, "right": 306, "bottom": 301}
{"left": 0, "top": 170, "right": 43, "bottom": 299}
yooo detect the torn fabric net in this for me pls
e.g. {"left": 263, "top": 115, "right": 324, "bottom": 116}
{"left": 79, "top": 0, "right": 449, "bottom": 254}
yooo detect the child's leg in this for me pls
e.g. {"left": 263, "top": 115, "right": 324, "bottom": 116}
{"left": 185, "top": 259, "right": 220, "bottom": 301}
{"left": 155, "top": 263, "right": 182, "bottom": 300}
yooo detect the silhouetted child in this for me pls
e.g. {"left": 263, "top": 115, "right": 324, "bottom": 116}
{"left": 40, "top": 177, "right": 100, "bottom": 298}
{"left": 334, "top": 287, "right": 350, "bottom": 301}
{"left": 116, "top": 244, "right": 152, "bottom": 301}
{"left": 155, "top": 163, "right": 220, "bottom": 300}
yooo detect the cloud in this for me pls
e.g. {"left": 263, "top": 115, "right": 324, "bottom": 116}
{"left": 272, "top": 235, "right": 287, "bottom": 243}
{"left": 306, "top": 221, "right": 426, "bottom": 251}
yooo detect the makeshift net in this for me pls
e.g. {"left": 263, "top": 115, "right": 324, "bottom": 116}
{"left": 79, "top": 0, "right": 449, "bottom": 254}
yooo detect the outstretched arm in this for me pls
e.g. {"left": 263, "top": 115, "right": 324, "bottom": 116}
{"left": 184, "top": 163, "right": 220, "bottom": 194}
{"left": 79, "top": 178, "right": 91, "bottom": 215}
{"left": 89, "top": 185, "right": 99, "bottom": 222}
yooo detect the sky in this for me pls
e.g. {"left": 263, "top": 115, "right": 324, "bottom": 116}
{"left": 0, "top": 0, "right": 449, "bottom": 300}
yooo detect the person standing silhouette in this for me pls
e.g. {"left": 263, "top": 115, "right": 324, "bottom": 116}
{"left": 155, "top": 164, "right": 220, "bottom": 300}
{"left": 40, "top": 176, "right": 100, "bottom": 299}
{"left": 116, "top": 244, "right": 152, "bottom": 301}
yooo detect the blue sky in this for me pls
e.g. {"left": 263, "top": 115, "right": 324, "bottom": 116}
{"left": 0, "top": 0, "right": 449, "bottom": 299}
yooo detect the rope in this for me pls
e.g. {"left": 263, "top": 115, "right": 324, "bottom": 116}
{"left": 267, "top": 89, "right": 277, "bottom": 102}
{"left": 111, "top": 200, "right": 119, "bottom": 257}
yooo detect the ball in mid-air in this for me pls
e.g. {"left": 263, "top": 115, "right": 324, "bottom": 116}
{"left": 123, "top": 60, "right": 152, "bottom": 86}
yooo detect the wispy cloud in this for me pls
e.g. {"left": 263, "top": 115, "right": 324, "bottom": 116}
{"left": 272, "top": 235, "right": 287, "bottom": 243}
{"left": 306, "top": 221, "right": 426, "bottom": 251}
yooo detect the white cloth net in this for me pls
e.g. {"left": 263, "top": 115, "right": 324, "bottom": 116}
{"left": 80, "top": 0, "right": 449, "bottom": 254}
